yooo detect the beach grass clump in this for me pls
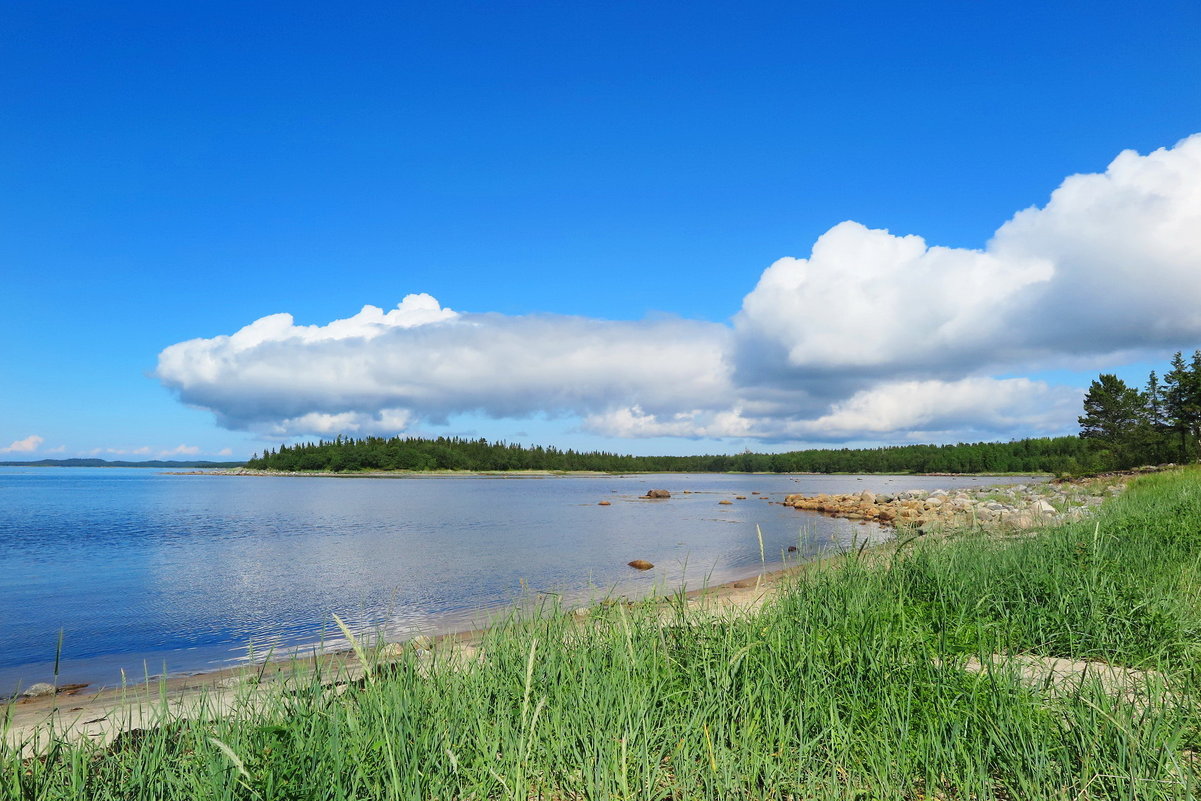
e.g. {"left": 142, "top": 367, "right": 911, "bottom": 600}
{"left": 6, "top": 468, "right": 1201, "bottom": 799}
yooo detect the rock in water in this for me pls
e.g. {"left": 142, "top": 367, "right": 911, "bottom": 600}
{"left": 643, "top": 489, "right": 671, "bottom": 499}
{"left": 598, "top": 500, "right": 611, "bottom": 506}
{"left": 627, "top": 559, "right": 654, "bottom": 570}
{"left": 21, "top": 682, "right": 56, "bottom": 698}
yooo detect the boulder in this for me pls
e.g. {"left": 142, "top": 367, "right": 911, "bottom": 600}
{"left": 598, "top": 500, "right": 611, "bottom": 506}
{"left": 627, "top": 559, "right": 654, "bottom": 570}
{"left": 643, "top": 489, "right": 671, "bottom": 499}
{"left": 21, "top": 682, "right": 56, "bottom": 698}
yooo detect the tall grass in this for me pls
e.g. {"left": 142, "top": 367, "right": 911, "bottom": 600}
{"left": 6, "top": 469, "right": 1201, "bottom": 799}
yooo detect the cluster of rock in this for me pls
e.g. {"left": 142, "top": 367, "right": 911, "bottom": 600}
{"left": 783, "top": 481, "right": 1122, "bottom": 532}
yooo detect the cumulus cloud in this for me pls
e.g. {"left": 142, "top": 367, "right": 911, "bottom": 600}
{"left": 81, "top": 444, "right": 206, "bottom": 458}
{"left": 156, "top": 135, "right": 1201, "bottom": 444}
{"left": 1, "top": 435, "right": 44, "bottom": 453}
{"left": 583, "top": 378, "right": 1081, "bottom": 443}
{"left": 158, "top": 295, "right": 730, "bottom": 437}
{"left": 735, "top": 134, "right": 1201, "bottom": 386}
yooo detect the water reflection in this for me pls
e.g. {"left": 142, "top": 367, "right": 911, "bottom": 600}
{"left": 0, "top": 469, "right": 1039, "bottom": 691}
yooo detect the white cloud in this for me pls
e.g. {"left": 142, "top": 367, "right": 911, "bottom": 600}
{"left": 160, "top": 444, "right": 201, "bottom": 457}
{"left": 157, "top": 297, "right": 730, "bottom": 438}
{"left": 791, "top": 378, "right": 1082, "bottom": 440}
{"left": 155, "top": 135, "right": 1201, "bottom": 445}
{"left": 583, "top": 378, "right": 1080, "bottom": 443}
{"left": 217, "top": 448, "right": 233, "bottom": 457}
{"left": 81, "top": 445, "right": 205, "bottom": 458}
{"left": 1, "top": 435, "right": 44, "bottom": 453}
{"left": 735, "top": 134, "right": 1201, "bottom": 383}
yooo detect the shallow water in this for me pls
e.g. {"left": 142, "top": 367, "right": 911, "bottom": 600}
{"left": 0, "top": 468, "right": 1038, "bottom": 692}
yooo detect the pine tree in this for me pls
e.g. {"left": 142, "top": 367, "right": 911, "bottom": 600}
{"left": 1078, "top": 374, "right": 1145, "bottom": 467}
{"left": 1163, "top": 352, "right": 1195, "bottom": 462}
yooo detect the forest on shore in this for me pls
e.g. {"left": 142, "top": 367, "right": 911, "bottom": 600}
{"left": 245, "top": 351, "right": 1201, "bottom": 476}
{"left": 245, "top": 436, "right": 1096, "bottom": 476}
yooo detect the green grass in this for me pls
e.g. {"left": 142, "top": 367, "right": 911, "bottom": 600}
{"left": 6, "top": 469, "right": 1201, "bottom": 799}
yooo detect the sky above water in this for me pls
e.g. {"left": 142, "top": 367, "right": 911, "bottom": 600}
{"left": 3, "top": 1, "right": 1200, "bottom": 460}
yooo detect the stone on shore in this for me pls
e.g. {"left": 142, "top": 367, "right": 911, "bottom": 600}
{"left": 21, "top": 683, "right": 56, "bottom": 698}
{"left": 782, "top": 476, "right": 1125, "bottom": 533}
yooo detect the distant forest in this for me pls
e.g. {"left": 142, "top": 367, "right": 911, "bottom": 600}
{"left": 245, "top": 435, "right": 1103, "bottom": 475}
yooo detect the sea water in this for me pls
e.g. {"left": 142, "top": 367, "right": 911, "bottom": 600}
{"left": 0, "top": 468, "right": 1039, "bottom": 693}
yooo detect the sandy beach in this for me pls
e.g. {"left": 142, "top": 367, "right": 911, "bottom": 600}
{"left": 3, "top": 559, "right": 806, "bottom": 753}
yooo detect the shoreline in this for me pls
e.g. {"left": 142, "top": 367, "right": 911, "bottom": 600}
{"left": 5, "top": 470, "right": 1129, "bottom": 751}
{"left": 169, "top": 467, "right": 1054, "bottom": 478}
{"left": 3, "top": 555, "right": 838, "bottom": 750}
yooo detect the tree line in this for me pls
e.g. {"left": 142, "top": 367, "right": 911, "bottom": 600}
{"left": 1078, "top": 350, "right": 1201, "bottom": 469}
{"left": 245, "top": 434, "right": 1105, "bottom": 475}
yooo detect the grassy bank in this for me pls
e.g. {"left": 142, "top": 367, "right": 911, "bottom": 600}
{"left": 7, "top": 469, "right": 1201, "bottom": 799}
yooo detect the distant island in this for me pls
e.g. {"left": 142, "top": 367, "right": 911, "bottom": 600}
{"left": 244, "top": 435, "right": 1100, "bottom": 475}
{"left": 0, "top": 458, "right": 246, "bottom": 468}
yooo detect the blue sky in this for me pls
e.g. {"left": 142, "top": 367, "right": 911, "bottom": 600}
{"left": 2, "top": 1, "right": 1200, "bottom": 460}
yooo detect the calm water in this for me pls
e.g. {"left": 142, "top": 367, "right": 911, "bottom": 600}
{"left": 0, "top": 468, "right": 1037, "bottom": 693}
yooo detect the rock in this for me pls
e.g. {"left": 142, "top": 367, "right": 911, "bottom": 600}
{"left": 598, "top": 500, "right": 611, "bottom": 506}
{"left": 731, "top": 580, "right": 756, "bottom": 588}
{"left": 571, "top": 607, "right": 590, "bottom": 618}
{"left": 718, "top": 500, "right": 733, "bottom": 505}
{"left": 411, "top": 635, "right": 433, "bottom": 651}
{"left": 21, "top": 682, "right": 56, "bottom": 698}
{"left": 735, "top": 495, "right": 747, "bottom": 500}
{"left": 1032, "top": 500, "right": 1057, "bottom": 515}
{"left": 787, "top": 545, "right": 798, "bottom": 552}
{"left": 627, "top": 559, "right": 654, "bottom": 570}
{"left": 643, "top": 489, "right": 671, "bottom": 499}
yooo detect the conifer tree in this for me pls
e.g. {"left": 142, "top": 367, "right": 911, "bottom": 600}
{"left": 1078, "top": 374, "right": 1145, "bottom": 467}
